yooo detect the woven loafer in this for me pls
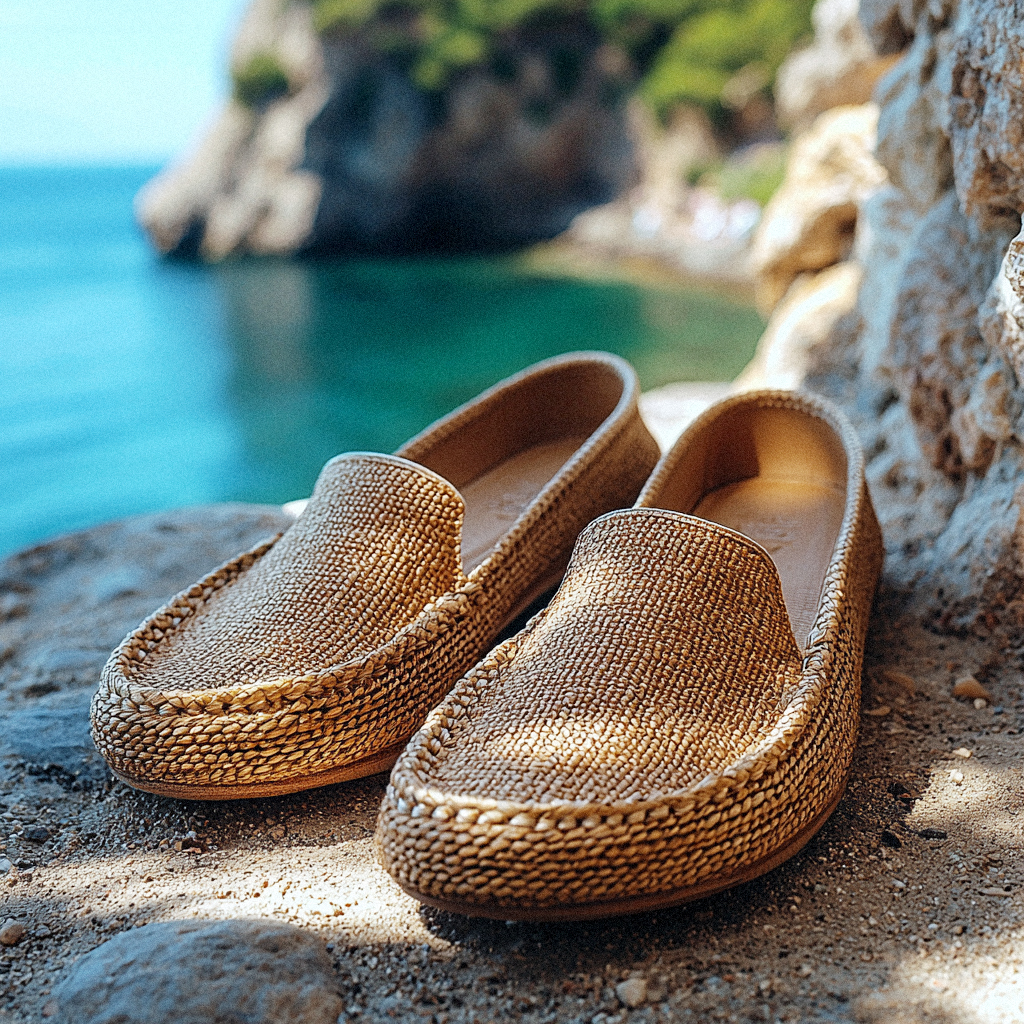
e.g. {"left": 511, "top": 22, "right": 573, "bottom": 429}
{"left": 377, "top": 390, "right": 883, "bottom": 919}
{"left": 91, "top": 353, "right": 660, "bottom": 800}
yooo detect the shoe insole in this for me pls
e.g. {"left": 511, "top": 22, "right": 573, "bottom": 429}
{"left": 460, "top": 436, "right": 587, "bottom": 572}
{"left": 693, "top": 477, "right": 845, "bottom": 650}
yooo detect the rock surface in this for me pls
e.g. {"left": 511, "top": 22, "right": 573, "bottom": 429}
{"left": 735, "top": 261, "right": 862, "bottom": 391}
{"left": 48, "top": 920, "right": 343, "bottom": 1024}
{"left": 138, "top": 0, "right": 635, "bottom": 258}
{"left": 948, "top": 0, "right": 1024, "bottom": 222}
{"left": 877, "top": 190, "right": 1016, "bottom": 479}
{"left": 2, "top": 502, "right": 1024, "bottom": 1024}
{"left": 745, "top": 0, "right": 1024, "bottom": 632}
{"left": 0, "top": 503, "right": 294, "bottom": 777}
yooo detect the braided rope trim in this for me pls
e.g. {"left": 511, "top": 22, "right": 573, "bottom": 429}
{"left": 376, "top": 391, "right": 884, "bottom": 908}
{"left": 89, "top": 537, "right": 491, "bottom": 785}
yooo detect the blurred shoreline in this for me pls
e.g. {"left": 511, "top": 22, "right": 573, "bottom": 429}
{"left": 523, "top": 238, "right": 757, "bottom": 306}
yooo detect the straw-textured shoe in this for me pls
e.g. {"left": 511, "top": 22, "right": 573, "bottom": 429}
{"left": 377, "top": 390, "right": 883, "bottom": 920}
{"left": 91, "top": 353, "right": 659, "bottom": 800}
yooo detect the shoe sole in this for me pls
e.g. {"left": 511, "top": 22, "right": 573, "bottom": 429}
{"left": 395, "top": 775, "right": 847, "bottom": 921}
{"left": 107, "top": 570, "right": 566, "bottom": 801}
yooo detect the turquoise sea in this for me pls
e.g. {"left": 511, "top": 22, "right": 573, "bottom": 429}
{"left": 0, "top": 165, "right": 764, "bottom": 557}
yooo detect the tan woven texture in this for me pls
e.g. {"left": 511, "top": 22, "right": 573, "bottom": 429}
{"left": 376, "top": 390, "right": 884, "bottom": 917}
{"left": 91, "top": 352, "right": 660, "bottom": 799}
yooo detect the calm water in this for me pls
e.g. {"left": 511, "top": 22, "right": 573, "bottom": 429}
{"left": 0, "top": 166, "right": 763, "bottom": 557}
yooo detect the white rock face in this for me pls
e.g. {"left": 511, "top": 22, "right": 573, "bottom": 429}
{"left": 876, "top": 190, "right": 1016, "bottom": 478}
{"left": 750, "top": 103, "right": 886, "bottom": 311}
{"left": 980, "top": 223, "right": 1024, "bottom": 381}
{"left": 948, "top": 0, "right": 1024, "bottom": 222}
{"left": 138, "top": 0, "right": 328, "bottom": 259}
{"left": 873, "top": 27, "right": 955, "bottom": 210}
{"left": 748, "top": 0, "right": 1024, "bottom": 622}
{"left": 736, "top": 262, "right": 863, "bottom": 391}
{"left": 775, "top": 0, "right": 897, "bottom": 130}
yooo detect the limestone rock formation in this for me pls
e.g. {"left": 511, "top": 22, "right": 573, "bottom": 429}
{"left": 948, "top": 0, "right": 1024, "bottom": 221}
{"left": 750, "top": 103, "right": 886, "bottom": 311}
{"left": 734, "top": 262, "right": 862, "bottom": 391}
{"left": 876, "top": 191, "right": 1016, "bottom": 479}
{"left": 857, "top": 0, "right": 921, "bottom": 54}
{"left": 980, "top": 222, "right": 1024, "bottom": 381}
{"left": 747, "top": 0, "right": 1024, "bottom": 627}
{"left": 775, "top": 0, "right": 897, "bottom": 130}
{"left": 48, "top": 920, "right": 343, "bottom": 1024}
{"left": 873, "top": 26, "right": 955, "bottom": 209}
{"left": 138, "top": 0, "right": 635, "bottom": 258}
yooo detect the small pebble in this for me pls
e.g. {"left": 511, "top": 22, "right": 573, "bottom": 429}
{"left": 918, "top": 828, "right": 948, "bottom": 840}
{"left": 0, "top": 920, "right": 26, "bottom": 946}
{"left": 974, "top": 697, "right": 988, "bottom": 710}
{"left": 949, "top": 770, "right": 964, "bottom": 784}
{"left": 882, "top": 669, "right": 917, "bottom": 694}
{"left": 953, "top": 677, "right": 991, "bottom": 701}
{"left": 23, "top": 826, "right": 50, "bottom": 843}
{"left": 952, "top": 748, "right": 972, "bottom": 758}
{"left": 615, "top": 978, "right": 647, "bottom": 1008}
{"left": 880, "top": 830, "right": 902, "bottom": 849}
{"left": 0, "top": 858, "right": 11, "bottom": 873}
{"left": 864, "top": 705, "right": 891, "bottom": 717}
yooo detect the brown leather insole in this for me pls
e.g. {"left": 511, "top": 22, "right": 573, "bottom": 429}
{"left": 693, "top": 478, "right": 845, "bottom": 649}
{"left": 459, "top": 436, "right": 587, "bottom": 572}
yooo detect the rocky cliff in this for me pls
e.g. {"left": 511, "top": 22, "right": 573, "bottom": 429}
{"left": 746, "top": 0, "right": 1024, "bottom": 632}
{"left": 138, "top": 0, "right": 636, "bottom": 257}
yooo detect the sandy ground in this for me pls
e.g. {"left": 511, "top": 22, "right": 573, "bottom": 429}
{"left": 1, "top": 394, "right": 1023, "bottom": 1024}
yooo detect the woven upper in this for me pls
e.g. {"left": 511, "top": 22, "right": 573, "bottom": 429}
{"left": 411, "top": 510, "right": 803, "bottom": 805}
{"left": 376, "top": 389, "right": 884, "bottom": 914}
{"left": 129, "top": 455, "right": 466, "bottom": 693}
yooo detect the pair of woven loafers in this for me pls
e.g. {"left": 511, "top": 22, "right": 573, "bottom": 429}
{"left": 91, "top": 352, "right": 882, "bottom": 921}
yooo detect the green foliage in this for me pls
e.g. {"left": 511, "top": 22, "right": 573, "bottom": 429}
{"left": 313, "top": 0, "right": 383, "bottom": 33}
{"left": 691, "top": 142, "right": 787, "bottom": 206}
{"left": 232, "top": 52, "right": 291, "bottom": 107}
{"left": 309, "top": 0, "right": 815, "bottom": 116}
{"left": 641, "top": 0, "right": 813, "bottom": 118}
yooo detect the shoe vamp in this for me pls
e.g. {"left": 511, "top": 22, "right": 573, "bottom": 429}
{"left": 427, "top": 510, "right": 804, "bottom": 804}
{"left": 133, "top": 455, "right": 465, "bottom": 692}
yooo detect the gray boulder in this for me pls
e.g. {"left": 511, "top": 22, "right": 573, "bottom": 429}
{"left": 48, "top": 919, "right": 344, "bottom": 1024}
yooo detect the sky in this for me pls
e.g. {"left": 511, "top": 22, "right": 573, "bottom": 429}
{"left": 0, "top": 0, "right": 250, "bottom": 164}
